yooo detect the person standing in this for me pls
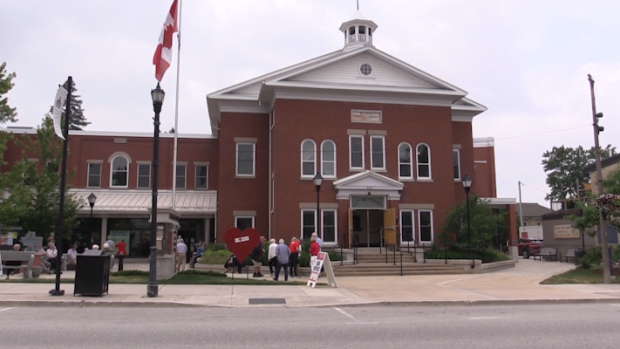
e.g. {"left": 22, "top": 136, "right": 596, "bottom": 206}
{"left": 312, "top": 232, "right": 323, "bottom": 251}
{"left": 273, "top": 239, "right": 290, "bottom": 281}
{"left": 268, "top": 238, "right": 278, "bottom": 276}
{"left": 176, "top": 238, "right": 188, "bottom": 273}
{"left": 116, "top": 239, "right": 127, "bottom": 257}
{"left": 289, "top": 237, "right": 301, "bottom": 277}
{"left": 250, "top": 236, "right": 266, "bottom": 278}
{"left": 105, "top": 236, "right": 115, "bottom": 253}
{"left": 309, "top": 236, "right": 320, "bottom": 269}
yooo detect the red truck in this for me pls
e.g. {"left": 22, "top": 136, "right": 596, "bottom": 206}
{"left": 516, "top": 238, "right": 542, "bottom": 259}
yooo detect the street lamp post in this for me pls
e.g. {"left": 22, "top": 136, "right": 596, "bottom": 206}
{"left": 88, "top": 193, "right": 97, "bottom": 219}
{"left": 462, "top": 175, "right": 474, "bottom": 269}
{"left": 148, "top": 83, "right": 165, "bottom": 297}
{"left": 313, "top": 173, "right": 323, "bottom": 239}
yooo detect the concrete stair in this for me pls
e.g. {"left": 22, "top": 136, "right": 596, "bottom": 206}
{"left": 331, "top": 250, "right": 468, "bottom": 276}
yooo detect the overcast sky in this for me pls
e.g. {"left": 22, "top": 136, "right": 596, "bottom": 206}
{"left": 1, "top": 0, "right": 619, "bottom": 208}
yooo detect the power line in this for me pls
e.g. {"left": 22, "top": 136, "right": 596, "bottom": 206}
{"left": 494, "top": 125, "right": 590, "bottom": 141}
{"left": 521, "top": 183, "right": 549, "bottom": 194}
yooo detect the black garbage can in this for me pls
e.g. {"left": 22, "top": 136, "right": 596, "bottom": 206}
{"left": 74, "top": 250, "right": 111, "bottom": 297}
{"left": 574, "top": 249, "right": 586, "bottom": 266}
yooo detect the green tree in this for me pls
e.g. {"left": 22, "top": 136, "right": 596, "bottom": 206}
{"left": 0, "top": 62, "right": 17, "bottom": 123}
{"left": 440, "top": 195, "right": 507, "bottom": 249}
{"left": 542, "top": 145, "right": 616, "bottom": 202}
{"left": 7, "top": 116, "right": 84, "bottom": 240}
{"left": 57, "top": 79, "right": 90, "bottom": 130}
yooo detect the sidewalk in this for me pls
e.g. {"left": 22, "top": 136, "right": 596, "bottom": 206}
{"left": 0, "top": 259, "right": 619, "bottom": 308}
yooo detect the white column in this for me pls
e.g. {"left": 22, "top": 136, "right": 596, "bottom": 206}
{"left": 100, "top": 217, "right": 108, "bottom": 246}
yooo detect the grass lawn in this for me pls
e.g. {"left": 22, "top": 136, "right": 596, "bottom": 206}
{"left": 541, "top": 268, "right": 620, "bottom": 285}
{"left": 0, "top": 270, "right": 310, "bottom": 286}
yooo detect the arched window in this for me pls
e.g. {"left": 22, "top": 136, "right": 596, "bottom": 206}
{"left": 111, "top": 155, "right": 129, "bottom": 187}
{"left": 417, "top": 143, "right": 431, "bottom": 179}
{"left": 301, "top": 139, "right": 316, "bottom": 177}
{"left": 321, "top": 140, "right": 336, "bottom": 178}
{"left": 398, "top": 143, "right": 412, "bottom": 179}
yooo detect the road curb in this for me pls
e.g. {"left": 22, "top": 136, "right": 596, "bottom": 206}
{"left": 0, "top": 297, "right": 618, "bottom": 309}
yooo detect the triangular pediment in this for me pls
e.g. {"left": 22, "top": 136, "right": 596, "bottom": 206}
{"left": 334, "top": 170, "right": 404, "bottom": 191}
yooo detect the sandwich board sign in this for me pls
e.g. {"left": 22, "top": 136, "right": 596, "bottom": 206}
{"left": 307, "top": 252, "right": 338, "bottom": 288}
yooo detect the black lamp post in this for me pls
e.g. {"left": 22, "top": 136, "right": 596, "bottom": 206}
{"left": 462, "top": 175, "right": 474, "bottom": 269}
{"left": 148, "top": 83, "right": 165, "bottom": 297}
{"left": 313, "top": 172, "right": 323, "bottom": 239}
{"left": 88, "top": 193, "right": 97, "bottom": 219}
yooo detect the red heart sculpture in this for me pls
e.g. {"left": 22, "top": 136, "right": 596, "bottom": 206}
{"left": 223, "top": 227, "right": 261, "bottom": 262}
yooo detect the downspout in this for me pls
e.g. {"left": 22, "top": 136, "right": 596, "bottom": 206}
{"left": 268, "top": 109, "right": 275, "bottom": 239}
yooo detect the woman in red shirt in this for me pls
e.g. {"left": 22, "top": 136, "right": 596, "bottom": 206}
{"left": 308, "top": 236, "right": 320, "bottom": 268}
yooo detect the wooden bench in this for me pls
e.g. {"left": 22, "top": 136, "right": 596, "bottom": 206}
{"left": 533, "top": 247, "right": 558, "bottom": 261}
{"left": 560, "top": 248, "right": 577, "bottom": 263}
{"left": 0, "top": 251, "right": 35, "bottom": 279}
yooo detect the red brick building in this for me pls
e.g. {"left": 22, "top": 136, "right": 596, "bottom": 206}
{"left": 1, "top": 11, "right": 517, "bottom": 256}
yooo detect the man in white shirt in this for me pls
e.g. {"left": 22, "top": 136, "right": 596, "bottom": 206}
{"left": 67, "top": 245, "right": 78, "bottom": 265}
{"left": 176, "top": 237, "right": 188, "bottom": 273}
{"left": 268, "top": 239, "right": 278, "bottom": 276}
{"left": 312, "top": 232, "right": 323, "bottom": 251}
{"left": 45, "top": 242, "right": 59, "bottom": 272}
{"left": 105, "top": 236, "right": 115, "bottom": 252}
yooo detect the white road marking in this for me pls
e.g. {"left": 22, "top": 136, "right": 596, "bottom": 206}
{"left": 469, "top": 316, "right": 501, "bottom": 320}
{"left": 0, "top": 308, "right": 13, "bottom": 313}
{"left": 334, "top": 307, "right": 358, "bottom": 322}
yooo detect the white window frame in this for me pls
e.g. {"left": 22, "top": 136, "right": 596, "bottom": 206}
{"left": 87, "top": 162, "right": 102, "bottom": 188}
{"left": 300, "top": 139, "right": 317, "bottom": 178}
{"left": 398, "top": 142, "right": 413, "bottom": 180}
{"left": 370, "top": 135, "right": 386, "bottom": 170}
{"left": 175, "top": 164, "right": 187, "bottom": 189}
{"left": 136, "top": 163, "right": 151, "bottom": 189}
{"left": 453, "top": 149, "right": 461, "bottom": 181}
{"left": 235, "top": 142, "right": 256, "bottom": 177}
{"left": 300, "top": 209, "right": 317, "bottom": 239}
{"left": 321, "top": 209, "right": 338, "bottom": 244}
{"left": 416, "top": 143, "right": 432, "bottom": 180}
{"left": 110, "top": 155, "right": 129, "bottom": 188}
{"left": 349, "top": 135, "right": 364, "bottom": 170}
{"left": 418, "top": 210, "right": 434, "bottom": 244}
{"left": 234, "top": 216, "right": 255, "bottom": 229}
{"left": 399, "top": 210, "right": 415, "bottom": 243}
{"left": 320, "top": 140, "right": 337, "bottom": 178}
{"left": 195, "top": 164, "right": 208, "bottom": 189}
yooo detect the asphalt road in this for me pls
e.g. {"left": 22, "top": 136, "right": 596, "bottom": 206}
{"left": 0, "top": 303, "right": 619, "bottom": 348}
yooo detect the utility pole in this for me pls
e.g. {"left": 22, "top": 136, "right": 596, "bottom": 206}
{"left": 518, "top": 181, "right": 524, "bottom": 235}
{"left": 588, "top": 74, "right": 611, "bottom": 284}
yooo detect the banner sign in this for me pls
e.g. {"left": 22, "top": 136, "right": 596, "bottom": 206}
{"left": 51, "top": 86, "right": 68, "bottom": 140}
{"left": 307, "top": 252, "right": 338, "bottom": 288}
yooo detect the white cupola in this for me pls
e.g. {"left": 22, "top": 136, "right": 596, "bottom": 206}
{"left": 339, "top": 10, "right": 378, "bottom": 52}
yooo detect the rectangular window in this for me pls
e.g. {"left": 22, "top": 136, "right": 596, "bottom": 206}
{"left": 418, "top": 210, "right": 433, "bottom": 243}
{"left": 195, "top": 165, "right": 208, "bottom": 189}
{"left": 87, "top": 163, "right": 101, "bottom": 187}
{"left": 236, "top": 143, "right": 255, "bottom": 176}
{"left": 235, "top": 216, "right": 254, "bottom": 231}
{"left": 370, "top": 136, "right": 385, "bottom": 169}
{"left": 322, "top": 210, "right": 337, "bottom": 243}
{"left": 349, "top": 135, "right": 364, "bottom": 169}
{"left": 400, "top": 210, "right": 414, "bottom": 242}
{"left": 175, "top": 164, "right": 186, "bottom": 189}
{"left": 137, "top": 164, "right": 151, "bottom": 189}
{"left": 453, "top": 149, "right": 461, "bottom": 180}
{"left": 301, "top": 209, "right": 316, "bottom": 240}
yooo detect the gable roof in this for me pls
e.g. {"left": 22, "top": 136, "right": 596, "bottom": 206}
{"left": 207, "top": 45, "right": 487, "bottom": 136}
{"left": 516, "top": 202, "right": 553, "bottom": 218}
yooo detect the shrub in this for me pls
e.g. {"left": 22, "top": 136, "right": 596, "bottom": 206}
{"left": 205, "top": 243, "right": 227, "bottom": 252}
{"left": 177, "top": 270, "right": 227, "bottom": 277}
{"left": 111, "top": 270, "right": 149, "bottom": 277}
{"left": 579, "top": 247, "right": 602, "bottom": 269}
{"left": 198, "top": 250, "right": 231, "bottom": 265}
{"left": 424, "top": 245, "right": 509, "bottom": 263}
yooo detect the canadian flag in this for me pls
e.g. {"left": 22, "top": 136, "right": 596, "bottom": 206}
{"left": 153, "top": 0, "right": 179, "bottom": 82}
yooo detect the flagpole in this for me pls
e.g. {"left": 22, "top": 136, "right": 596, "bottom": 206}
{"left": 171, "top": 0, "right": 182, "bottom": 211}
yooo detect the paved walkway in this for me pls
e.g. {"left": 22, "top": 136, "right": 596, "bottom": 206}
{"left": 1, "top": 259, "right": 619, "bottom": 308}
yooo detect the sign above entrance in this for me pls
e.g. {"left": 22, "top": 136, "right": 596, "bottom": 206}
{"left": 351, "top": 195, "right": 385, "bottom": 209}
{"left": 351, "top": 109, "right": 382, "bottom": 124}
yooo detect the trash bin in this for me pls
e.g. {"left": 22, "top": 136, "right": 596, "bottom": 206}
{"left": 574, "top": 249, "right": 586, "bottom": 266}
{"left": 74, "top": 250, "right": 111, "bottom": 297}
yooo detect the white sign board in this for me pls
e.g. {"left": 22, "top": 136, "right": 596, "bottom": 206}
{"left": 307, "top": 252, "right": 338, "bottom": 288}
{"left": 351, "top": 109, "right": 382, "bottom": 124}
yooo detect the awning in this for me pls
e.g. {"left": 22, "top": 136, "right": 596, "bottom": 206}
{"left": 71, "top": 189, "right": 217, "bottom": 214}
